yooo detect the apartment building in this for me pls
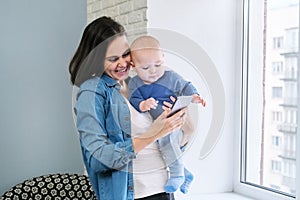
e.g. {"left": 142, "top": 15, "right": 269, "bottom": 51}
{"left": 264, "top": 3, "right": 298, "bottom": 195}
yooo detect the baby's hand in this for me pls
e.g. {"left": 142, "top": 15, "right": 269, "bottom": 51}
{"left": 192, "top": 94, "right": 206, "bottom": 107}
{"left": 139, "top": 97, "right": 159, "bottom": 112}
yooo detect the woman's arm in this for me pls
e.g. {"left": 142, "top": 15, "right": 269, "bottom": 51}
{"left": 75, "top": 90, "right": 135, "bottom": 173}
{"left": 76, "top": 88, "right": 186, "bottom": 171}
{"left": 160, "top": 95, "right": 193, "bottom": 148}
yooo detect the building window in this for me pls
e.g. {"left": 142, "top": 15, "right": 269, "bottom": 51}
{"left": 285, "top": 28, "right": 299, "bottom": 52}
{"left": 285, "top": 109, "right": 297, "bottom": 124}
{"left": 272, "top": 62, "right": 283, "bottom": 74}
{"left": 240, "top": 0, "right": 299, "bottom": 199}
{"left": 284, "top": 135, "right": 297, "bottom": 153}
{"left": 271, "top": 160, "right": 282, "bottom": 173}
{"left": 283, "top": 162, "right": 296, "bottom": 178}
{"left": 272, "top": 136, "right": 282, "bottom": 147}
{"left": 272, "top": 87, "right": 283, "bottom": 98}
{"left": 273, "top": 37, "right": 284, "bottom": 49}
{"left": 272, "top": 111, "right": 282, "bottom": 122}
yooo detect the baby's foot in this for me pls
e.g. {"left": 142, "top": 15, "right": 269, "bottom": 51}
{"left": 180, "top": 170, "right": 194, "bottom": 194}
{"left": 164, "top": 176, "right": 185, "bottom": 193}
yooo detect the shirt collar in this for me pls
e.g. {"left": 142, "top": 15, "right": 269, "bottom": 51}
{"left": 102, "top": 73, "right": 120, "bottom": 90}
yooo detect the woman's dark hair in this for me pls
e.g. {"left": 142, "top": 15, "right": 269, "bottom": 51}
{"left": 69, "top": 16, "right": 125, "bottom": 86}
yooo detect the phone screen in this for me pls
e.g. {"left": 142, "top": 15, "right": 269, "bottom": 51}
{"left": 167, "top": 96, "right": 193, "bottom": 117}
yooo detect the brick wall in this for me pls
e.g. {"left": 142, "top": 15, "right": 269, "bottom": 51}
{"left": 87, "top": 0, "right": 147, "bottom": 42}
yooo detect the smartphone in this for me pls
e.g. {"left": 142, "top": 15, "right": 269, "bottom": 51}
{"left": 167, "top": 96, "right": 193, "bottom": 117}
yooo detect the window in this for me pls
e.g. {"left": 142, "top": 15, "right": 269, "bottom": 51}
{"left": 272, "top": 111, "right": 282, "bottom": 122}
{"left": 286, "top": 28, "right": 299, "bottom": 52}
{"left": 272, "top": 87, "right": 283, "bottom": 98}
{"left": 272, "top": 62, "right": 283, "bottom": 74}
{"left": 238, "top": 0, "right": 299, "bottom": 199}
{"left": 272, "top": 136, "right": 282, "bottom": 147}
{"left": 283, "top": 162, "right": 296, "bottom": 178}
{"left": 271, "top": 160, "right": 282, "bottom": 173}
{"left": 273, "top": 37, "right": 284, "bottom": 49}
{"left": 285, "top": 110, "right": 297, "bottom": 124}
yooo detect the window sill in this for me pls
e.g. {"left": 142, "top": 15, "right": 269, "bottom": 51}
{"left": 176, "top": 192, "right": 254, "bottom": 200}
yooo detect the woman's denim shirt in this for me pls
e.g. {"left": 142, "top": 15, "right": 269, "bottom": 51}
{"left": 74, "top": 74, "right": 136, "bottom": 200}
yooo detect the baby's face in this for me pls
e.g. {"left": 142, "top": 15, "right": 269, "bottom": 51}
{"left": 132, "top": 49, "right": 165, "bottom": 84}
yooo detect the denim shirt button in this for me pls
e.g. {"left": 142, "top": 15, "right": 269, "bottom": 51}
{"left": 124, "top": 116, "right": 129, "bottom": 121}
{"left": 126, "top": 133, "right": 131, "bottom": 138}
{"left": 128, "top": 186, "right": 133, "bottom": 190}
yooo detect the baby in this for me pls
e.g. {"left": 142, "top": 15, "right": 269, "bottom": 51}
{"left": 128, "top": 35, "right": 206, "bottom": 194}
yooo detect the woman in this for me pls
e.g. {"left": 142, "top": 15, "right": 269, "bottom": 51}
{"left": 69, "top": 16, "right": 186, "bottom": 200}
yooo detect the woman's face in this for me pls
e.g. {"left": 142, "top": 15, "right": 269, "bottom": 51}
{"left": 104, "top": 35, "right": 131, "bottom": 81}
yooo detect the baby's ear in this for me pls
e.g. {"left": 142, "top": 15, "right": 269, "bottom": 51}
{"left": 132, "top": 66, "right": 137, "bottom": 72}
{"left": 130, "top": 61, "right": 136, "bottom": 70}
{"left": 130, "top": 61, "right": 135, "bottom": 67}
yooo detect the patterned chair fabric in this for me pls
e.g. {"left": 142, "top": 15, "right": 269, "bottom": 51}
{"left": 1, "top": 173, "right": 96, "bottom": 200}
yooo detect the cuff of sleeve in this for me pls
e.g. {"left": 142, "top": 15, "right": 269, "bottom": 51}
{"left": 117, "top": 140, "right": 136, "bottom": 159}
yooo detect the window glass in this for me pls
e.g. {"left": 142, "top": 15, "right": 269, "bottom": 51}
{"left": 242, "top": 0, "right": 299, "bottom": 197}
{"left": 272, "top": 61, "right": 283, "bottom": 74}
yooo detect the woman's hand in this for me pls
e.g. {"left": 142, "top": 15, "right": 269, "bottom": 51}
{"left": 149, "top": 95, "right": 187, "bottom": 139}
{"left": 135, "top": 108, "right": 187, "bottom": 140}
{"left": 132, "top": 96, "right": 187, "bottom": 153}
{"left": 152, "top": 108, "right": 187, "bottom": 139}
{"left": 162, "top": 96, "right": 176, "bottom": 111}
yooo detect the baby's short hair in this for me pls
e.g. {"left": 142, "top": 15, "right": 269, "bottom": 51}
{"left": 130, "top": 35, "right": 161, "bottom": 52}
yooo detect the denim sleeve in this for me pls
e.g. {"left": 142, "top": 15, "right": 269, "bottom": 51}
{"left": 75, "top": 90, "right": 135, "bottom": 173}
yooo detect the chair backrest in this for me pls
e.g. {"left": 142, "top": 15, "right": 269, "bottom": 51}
{"left": 1, "top": 173, "right": 96, "bottom": 200}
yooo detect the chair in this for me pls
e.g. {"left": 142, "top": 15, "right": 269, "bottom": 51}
{"left": 1, "top": 173, "right": 96, "bottom": 200}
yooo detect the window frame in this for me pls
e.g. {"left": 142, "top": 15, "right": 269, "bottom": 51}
{"left": 272, "top": 61, "right": 283, "bottom": 74}
{"left": 273, "top": 36, "right": 284, "bottom": 49}
{"left": 234, "top": 0, "right": 300, "bottom": 199}
{"left": 272, "top": 86, "right": 283, "bottom": 98}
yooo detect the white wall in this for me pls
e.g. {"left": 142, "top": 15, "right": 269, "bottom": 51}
{"left": 0, "top": 0, "right": 86, "bottom": 195}
{"left": 147, "top": 0, "right": 237, "bottom": 196}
